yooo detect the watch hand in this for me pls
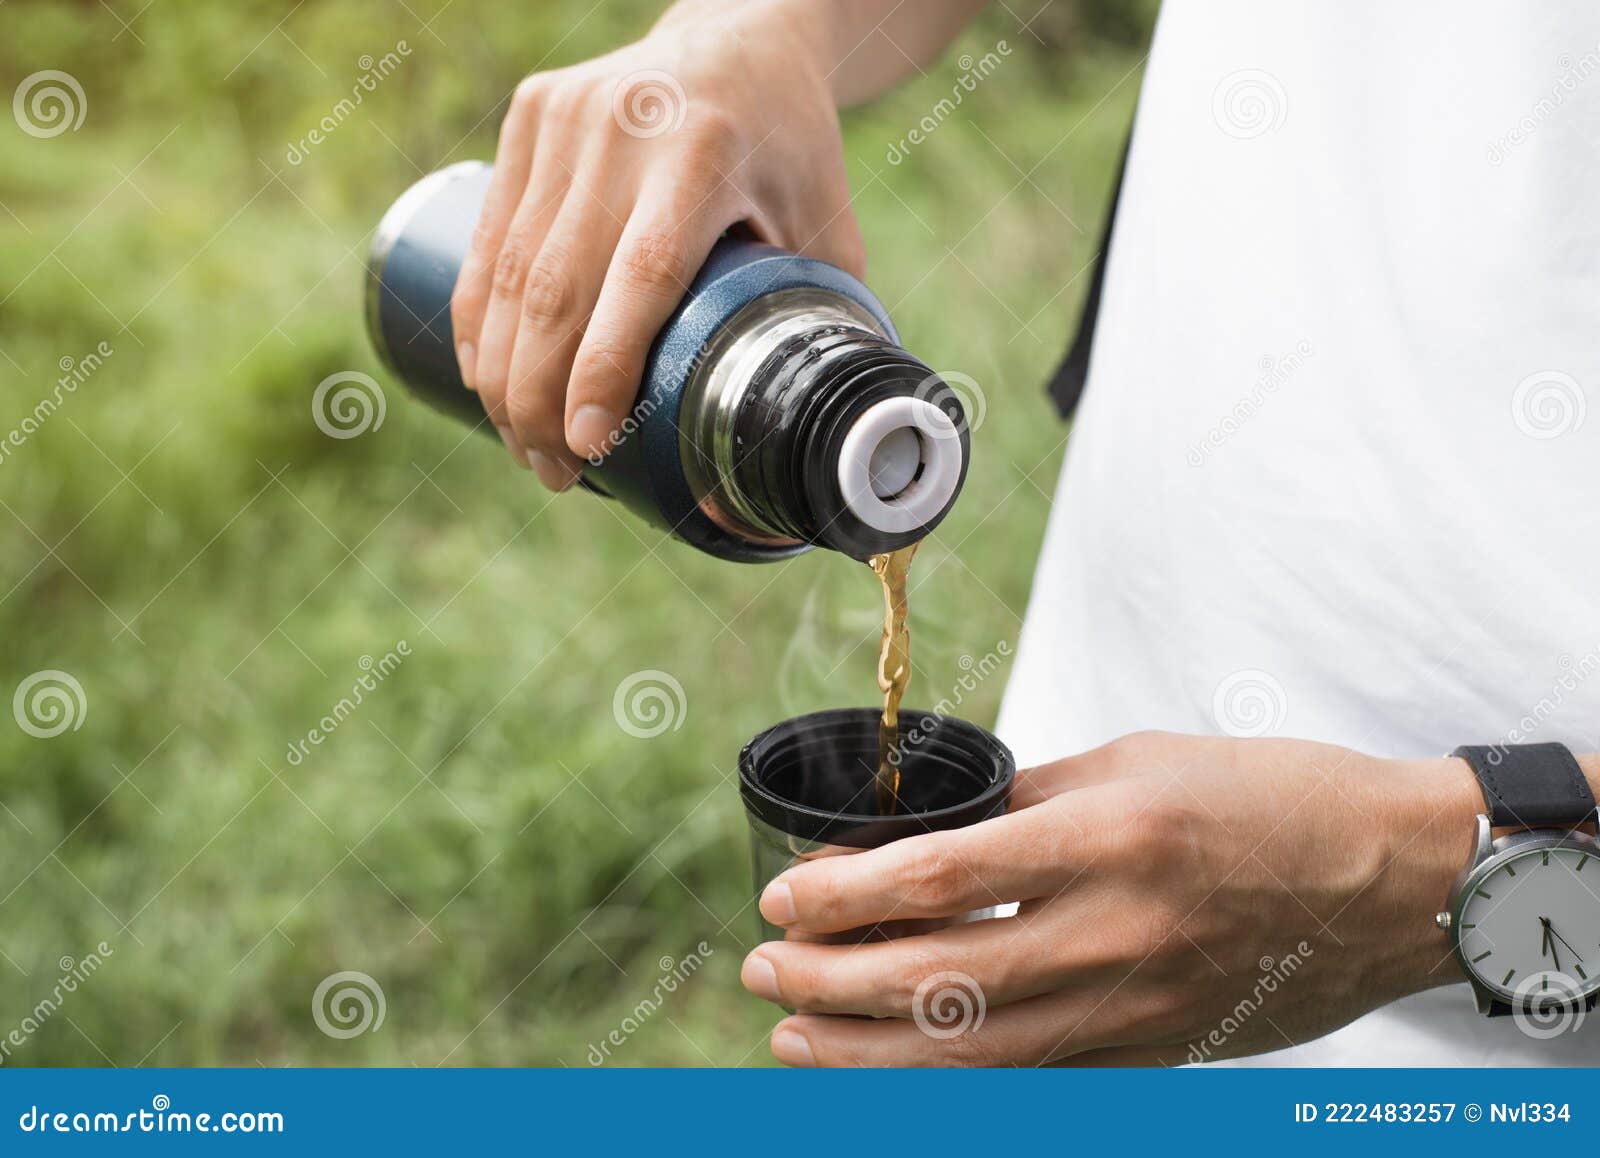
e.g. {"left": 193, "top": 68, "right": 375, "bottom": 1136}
{"left": 1547, "top": 921, "right": 1584, "bottom": 964}
{"left": 1540, "top": 917, "right": 1558, "bottom": 970}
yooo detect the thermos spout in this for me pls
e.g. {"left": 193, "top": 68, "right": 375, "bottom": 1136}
{"left": 838, "top": 398, "right": 964, "bottom": 536}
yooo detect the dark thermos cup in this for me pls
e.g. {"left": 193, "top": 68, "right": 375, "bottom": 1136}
{"left": 365, "top": 162, "right": 970, "bottom": 562}
{"left": 739, "top": 707, "right": 1015, "bottom": 944}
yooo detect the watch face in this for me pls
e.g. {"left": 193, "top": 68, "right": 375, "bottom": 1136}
{"left": 1458, "top": 842, "right": 1600, "bottom": 1003}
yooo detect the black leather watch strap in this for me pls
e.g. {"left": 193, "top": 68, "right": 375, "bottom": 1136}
{"left": 1452, "top": 743, "right": 1596, "bottom": 829}
{"left": 1486, "top": 990, "right": 1600, "bottom": 1018}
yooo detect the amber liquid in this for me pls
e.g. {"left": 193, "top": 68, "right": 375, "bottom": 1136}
{"left": 868, "top": 543, "right": 918, "bottom": 815}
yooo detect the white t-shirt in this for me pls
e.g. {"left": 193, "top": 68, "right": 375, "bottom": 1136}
{"left": 996, "top": 0, "right": 1600, "bottom": 1065}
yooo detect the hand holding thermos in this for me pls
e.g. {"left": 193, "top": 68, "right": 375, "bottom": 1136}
{"left": 366, "top": 7, "right": 970, "bottom": 563}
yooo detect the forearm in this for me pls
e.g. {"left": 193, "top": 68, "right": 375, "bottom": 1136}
{"left": 658, "top": 0, "right": 993, "bottom": 107}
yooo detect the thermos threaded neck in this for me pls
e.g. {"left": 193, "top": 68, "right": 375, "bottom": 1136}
{"left": 723, "top": 324, "right": 970, "bottom": 560}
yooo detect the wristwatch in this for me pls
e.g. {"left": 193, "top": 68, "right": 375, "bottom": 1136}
{"left": 1438, "top": 743, "right": 1600, "bottom": 1017}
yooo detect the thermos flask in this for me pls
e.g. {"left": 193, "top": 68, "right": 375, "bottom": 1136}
{"left": 365, "top": 161, "right": 970, "bottom": 562}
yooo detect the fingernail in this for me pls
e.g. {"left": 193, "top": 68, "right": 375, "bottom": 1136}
{"left": 759, "top": 881, "right": 797, "bottom": 926}
{"left": 741, "top": 953, "right": 781, "bottom": 1003}
{"left": 457, "top": 341, "right": 477, "bottom": 390}
{"left": 496, "top": 424, "right": 530, "bottom": 467}
{"left": 527, "top": 451, "right": 576, "bottom": 492}
{"left": 771, "top": 1028, "right": 815, "bottom": 1068}
{"left": 567, "top": 404, "right": 617, "bottom": 460}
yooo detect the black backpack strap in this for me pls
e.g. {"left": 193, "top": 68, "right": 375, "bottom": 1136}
{"left": 1046, "top": 122, "right": 1134, "bottom": 421}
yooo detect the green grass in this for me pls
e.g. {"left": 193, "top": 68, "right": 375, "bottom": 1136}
{"left": 0, "top": 0, "right": 1143, "bottom": 1065}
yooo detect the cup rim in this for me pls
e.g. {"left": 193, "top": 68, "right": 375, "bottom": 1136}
{"left": 738, "top": 707, "right": 1014, "bottom": 846}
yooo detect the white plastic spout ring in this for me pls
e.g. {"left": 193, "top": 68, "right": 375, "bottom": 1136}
{"left": 836, "top": 397, "right": 964, "bottom": 534}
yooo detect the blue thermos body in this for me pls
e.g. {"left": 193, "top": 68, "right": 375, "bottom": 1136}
{"left": 365, "top": 162, "right": 969, "bottom": 562}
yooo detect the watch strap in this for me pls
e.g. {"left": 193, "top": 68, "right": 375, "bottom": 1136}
{"left": 1485, "top": 990, "right": 1600, "bottom": 1018}
{"left": 1452, "top": 743, "right": 1596, "bottom": 829}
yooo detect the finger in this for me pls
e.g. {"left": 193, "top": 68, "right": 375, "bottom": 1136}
{"left": 562, "top": 159, "right": 740, "bottom": 460}
{"left": 1010, "top": 741, "right": 1141, "bottom": 808}
{"left": 504, "top": 175, "right": 625, "bottom": 479}
{"left": 527, "top": 448, "right": 583, "bottom": 493}
{"left": 769, "top": 984, "right": 1148, "bottom": 1068}
{"left": 780, "top": 916, "right": 954, "bottom": 945}
{"left": 472, "top": 130, "right": 572, "bottom": 459}
{"left": 748, "top": 914, "right": 1094, "bottom": 1017}
{"left": 1009, "top": 764, "right": 1071, "bottom": 810}
{"left": 759, "top": 795, "right": 1096, "bottom": 934}
{"left": 451, "top": 79, "right": 541, "bottom": 393}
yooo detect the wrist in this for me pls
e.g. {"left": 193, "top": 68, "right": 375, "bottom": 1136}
{"left": 650, "top": 0, "right": 844, "bottom": 121}
{"left": 1381, "top": 749, "right": 1600, "bottom": 996}
{"left": 1578, "top": 753, "right": 1600, "bottom": 805}
{"left": 658, "top": 0, "right": 991, "bottom": 108}
{"left": 654, "top": 0, "right": 837, "bottom": 78}
{"left": 1364, "top": 754, "right": 1483, "bottom": 993}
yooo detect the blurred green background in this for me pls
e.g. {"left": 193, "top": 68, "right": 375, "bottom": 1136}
{"left": 0, "top": 0, "right": 1147, "bottom": 1065}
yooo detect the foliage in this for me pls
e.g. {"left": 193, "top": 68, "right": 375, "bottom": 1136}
{"left": 0, "top": 0, "right": 1145, "bottom": 1065}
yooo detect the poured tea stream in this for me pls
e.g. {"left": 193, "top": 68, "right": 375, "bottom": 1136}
{"left": 868, "top": 543, "right": 918, "bottom": 814}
